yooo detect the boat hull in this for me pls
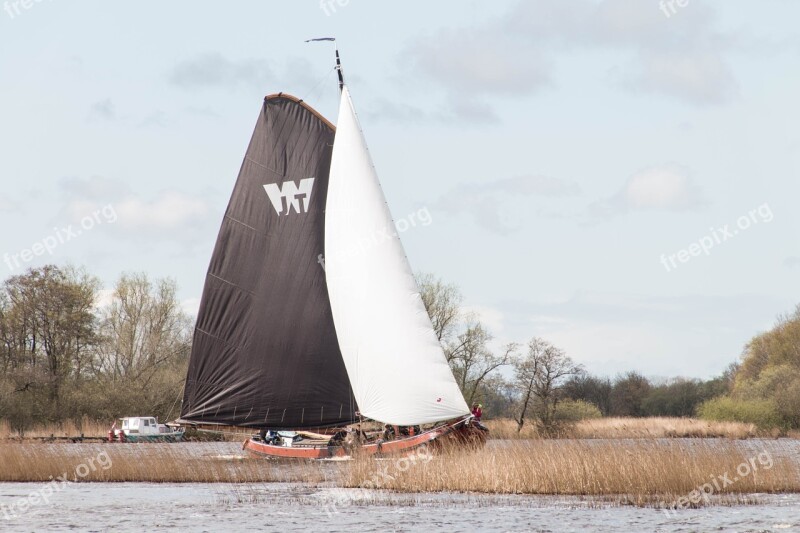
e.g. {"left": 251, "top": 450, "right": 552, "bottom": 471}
{"left": 121, "top": 433, "right": 184, "bottom": 443}
{"left": 108, "top": 431, "right": 185, "bottom": 443}
{"left": 243, "top": 416, "right": 487, "bottom": 459}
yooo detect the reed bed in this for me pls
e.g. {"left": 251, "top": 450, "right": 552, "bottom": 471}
{"left": 0, "top": 418, "right": 110, "bottom": 439}
{"left": 342, "top": 440, "right": 800, "bottom": 506}
{"left": 3, "top": 439, "right": 800, "bottom": 509}
{"left": 0, "top": 420, "right": 245, "bottom": 442}
{"left": 486, "top": 417, "right": 766, "bottom": 440}
{"left": 1, "top": 417, "right": 771, "bottom": 441}
{"left": 0, "top": 443, "right": 334, "bottom": 483}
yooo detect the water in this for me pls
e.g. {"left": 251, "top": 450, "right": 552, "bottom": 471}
{"left": 2, "top": 440, "right": 799, "bottom": 532}
{"left": 1, "top": 482, "right": 798, "bottom": 532}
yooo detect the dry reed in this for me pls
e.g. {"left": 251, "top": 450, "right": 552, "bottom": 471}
{"left": 0, "top": 443, "right": 334, "bottom": 483}
{"left": 342, "top": 440, "right": 800, "bottom": 506}
{"left": 486, "top": 417, "right": 767, "bottom": 440}
{"left": 0, "top": 419, "right": 245, "bottom": 442}
{"left": 1, "top": 417, "right": 772, "bottom": 441}
{"left": 3, "top": 439, "right": 799, "bottom": 509}
{"left": 0, "top": 418, "right": 110, "bottom": 439}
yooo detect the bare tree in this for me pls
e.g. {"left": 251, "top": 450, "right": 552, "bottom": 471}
{"left": 417, "top": 273, "right": 514, "bottom": 407}
{"left": 0, "top": 267, "right": 192, "bottom": 428}
{"left": 514, "top": 337, "right": 582, "bottom": 433}
{"left": 93, "top": 273, "right": 191, "bottom": 384}
{"left": 416, "top": 272, "right": 462, "bottom": 344}
{"left": 0, "top": 265, "right": 98, "bottom": 414}
{"left": 447, "top": 317, "right": 518, "bottom": 405}
{"left": 609, "top": 371, "right": 651, "bottom": 417}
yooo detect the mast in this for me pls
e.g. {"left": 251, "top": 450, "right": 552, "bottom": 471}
{"left": 335, "top": 48, "right": 344, "bottom": 92}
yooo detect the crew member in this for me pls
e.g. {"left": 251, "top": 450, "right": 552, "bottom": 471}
{"left": 471, "top": 403, "right": 482, "bottom": 421}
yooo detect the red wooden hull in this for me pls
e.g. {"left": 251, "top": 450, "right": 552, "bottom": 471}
{"left": 242, "top": 416, "right": 487, "bottom": 459}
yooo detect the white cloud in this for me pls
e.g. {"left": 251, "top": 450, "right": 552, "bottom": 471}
{"left": 181, "top": 297, "right": 201, "bottom": 317}
{"left": 58, "top": 176, "right": 213, "bottom": 238}
{"left": 462, "top": 304, "right": 506, "bottom": 336}
{"left": 621, "top": 50, "right": 738, "bottom": 105}
{"left": 625, "top": 166, "right": 700, "bottom": 210}
{"left": 589, "top": 164, "right": 706, "bottom": 218}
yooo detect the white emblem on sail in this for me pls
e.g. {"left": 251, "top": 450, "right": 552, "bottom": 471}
{"left": 264, "top": 178, "right": 315, "bottom": 215}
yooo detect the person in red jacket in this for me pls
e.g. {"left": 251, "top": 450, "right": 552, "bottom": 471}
{"left": 471, "top": 403, "right": 482, "bottom": 421}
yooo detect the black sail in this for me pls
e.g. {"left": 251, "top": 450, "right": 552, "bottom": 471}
{"left": 181, "top": 94, "right": 356, "bottom": 429}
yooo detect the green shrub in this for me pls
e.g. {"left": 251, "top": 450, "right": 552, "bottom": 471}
{"left": 554, "top": 399, "right": 603, "bottom": 422}
{"left": 697, "top": 396, "right": 782, "bottom": 429}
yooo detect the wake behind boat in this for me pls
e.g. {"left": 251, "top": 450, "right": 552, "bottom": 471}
{"left": 177, "top": 45, "right": 487, "bottom": 458}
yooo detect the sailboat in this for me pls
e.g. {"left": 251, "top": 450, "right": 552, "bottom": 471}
{"left": 178, "top": 46, "right": 487, "bottom": 458}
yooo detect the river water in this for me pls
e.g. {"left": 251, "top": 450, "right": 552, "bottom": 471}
{"left": 1, "top": 481, "right": 798, "bottom": 532}
{"left": 1, "top": 440, "right": 799, "bottom": 532}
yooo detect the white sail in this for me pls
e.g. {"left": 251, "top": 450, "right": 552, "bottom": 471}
{"left": 325, "top": 87, "right": 470, "bottom": 426}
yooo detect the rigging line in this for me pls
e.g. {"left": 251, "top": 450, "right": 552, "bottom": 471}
{"left": 304, "top": 36, "right": 343, "bottom": 91}
{"left": 165, "top": 380, "right": 185, "bottom": 423}
{"left": 303, "top": 36, "right": 339, "bottom": 105}
{"left": 299, "top": 66, "right": 336, "bottom": 108}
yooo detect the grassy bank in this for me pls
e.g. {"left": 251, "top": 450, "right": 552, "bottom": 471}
{"left": 343, "top": 440, "right": 800, "bottom": 506}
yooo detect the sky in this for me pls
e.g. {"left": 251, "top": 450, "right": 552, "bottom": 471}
{"left": 1, "top": 0, "right": 798, "bottom": 380}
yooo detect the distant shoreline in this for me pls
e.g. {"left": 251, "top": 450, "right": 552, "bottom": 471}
{"left": 3, "top": 416, "right": 789, "bottom": 442}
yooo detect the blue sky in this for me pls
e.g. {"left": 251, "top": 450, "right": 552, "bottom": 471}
{"left": 1, "top": 0, "right": 798, "bottom": 379}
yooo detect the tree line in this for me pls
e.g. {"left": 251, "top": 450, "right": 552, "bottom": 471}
{"left": 1, "top": 266, "right": 796, "bottom": 433}
{"left": 698, "top": 305, "right": 800, "bottom": 429}
{"left": 0, "top": 265, "right": 191, "bottom": 432}
{"left": 417, "top": 274, "right": 796, "bottom": 432}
